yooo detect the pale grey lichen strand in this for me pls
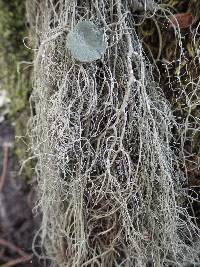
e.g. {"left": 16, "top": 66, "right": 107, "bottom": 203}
{"left": 129, "top": 0, "right": 155, "bottom": 12}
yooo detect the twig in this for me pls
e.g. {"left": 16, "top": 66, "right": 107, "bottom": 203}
{"left": 0, "top": 238, "right": 28, "bottom": 257}
{"left": 1, "top": 254, "right": 33, "bottom": 267}
{"left": 0, "top": 255, "right": 12, "bottom": 263}
{"left": 0, "top": 144, "right": 9, "bottom": 192}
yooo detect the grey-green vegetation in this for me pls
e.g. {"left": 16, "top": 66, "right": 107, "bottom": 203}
{"left": 27, "top": 0, "right": 200, "bottom": 266}
{"left": 66, "top": 21, "right": 107, "bottom": 62}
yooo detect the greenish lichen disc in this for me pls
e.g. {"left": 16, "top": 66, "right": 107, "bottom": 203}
{"left": 66, "top": 21, "right": 107, "bottom": 63}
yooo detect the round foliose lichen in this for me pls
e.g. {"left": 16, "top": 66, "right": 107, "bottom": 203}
{"left": 66, "top": 21, "right": 107, "bottom": 62}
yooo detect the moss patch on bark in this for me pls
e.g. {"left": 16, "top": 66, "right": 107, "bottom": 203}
{"left": 0, "top": 0, "right": 34, "bottom": 179}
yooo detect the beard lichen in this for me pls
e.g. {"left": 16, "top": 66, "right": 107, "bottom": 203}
{"left": 28, "top": 0, "right": 200, "bottom": 266}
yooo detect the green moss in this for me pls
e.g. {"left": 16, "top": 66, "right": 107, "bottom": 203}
{"left": 0, "top": 0, "right": 34, "bottom": 179}
{"left": 0, "top": 0, "right": 32, "bottom": 114}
